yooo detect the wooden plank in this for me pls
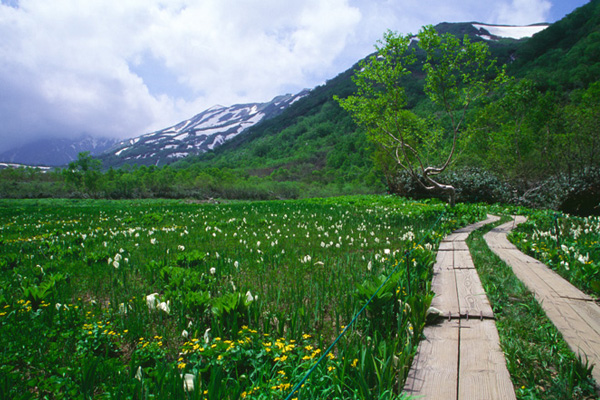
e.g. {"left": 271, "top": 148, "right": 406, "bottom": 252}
{"left": 431, "top": 267, "right": 460, "bottom": 316}
{"left": 433, "top": 248, "right": 453, "bottom": 273}
{"left": 439, "top": 241, "right": 454, "bottom": 251}
{"left": 531, "top": 264, "right": 592, "bottom": 301}
{"left": 570, "top": 300, "right": 600, "bottom": 337}
{"left": 459, "top": 320, "right": 517, "bottom": 400}
{"left": 485, "top": 227, "right": 593, "bottom": 301}
{"left": 453, "top": 241, "right": 470, "bottom": 252}
{"left": 484, "top": 217, "right": 600, "bottom": 390}
{"left": 406, "top": 215, "right": 515, "bottom": 399}
{"left": 451, "top": 232, "right": 470, "bottom": 242}
{"left": 540, "top": 297, "right": 600, "bottom": 360}
{"left": 455, "top": 269, "right": 494, "bottom": 319}
{"left": 404, "top": 320, "right": 460, "bottom": 399}
{"left": 454, "top": 249, "right": 474, "bottom": 269}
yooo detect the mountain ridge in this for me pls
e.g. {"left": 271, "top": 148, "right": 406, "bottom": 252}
{"left": 0, "top": 21, "right": 557, "bottom": 169}
{"left": 96, "top": 90, "right": 310, "bottom": 168}
{"left": 0, "top": 135, "right": 118, "bottom": 167}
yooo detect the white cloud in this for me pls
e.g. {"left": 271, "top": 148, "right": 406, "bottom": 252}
{"left": 0, "top": 0, "right": 556, "bottom": 153}
{"left": 494, "top": 0, "right": 552, "bottom": 25}
{"left": 0, "top": 0, "right": 362, "bottom": 151}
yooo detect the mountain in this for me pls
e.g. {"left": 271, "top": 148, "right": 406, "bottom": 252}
{"left": 3, "top": 10, "right": 599, "bottom": 205}
{"left": 171, "top": 21, "right": 551, "bottom": 180}
{"left": 0, "top": 162, "right": 51, "bottom": 171}
{"left": 99, "top": 90, "right": 309, "bottom": 168}
{"left": 0, "top": 135, "right": 118, "bottom": 167}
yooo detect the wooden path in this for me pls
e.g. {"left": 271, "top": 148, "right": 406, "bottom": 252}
{"left": 404, "top": 215, "right": 517, "bottom": 400}
{"left": 485, "top": 217, "right": 600, "bottom": 389}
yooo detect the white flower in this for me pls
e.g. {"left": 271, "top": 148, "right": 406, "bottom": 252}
{"left": 181, "top": 329, "right": 189, "bottom": 338}
{"left": 234, "top": 261, "right": 239, "bottom": 269}
{"left": 367, "top": 261, "right": 372, "bottom": 271}
{"left": 135, "top": 366, "right": 143, "bottom": 381}
{"left": 150, "top": 238, "right": 157, "bottom": 245}
{"left": 113, "top": 260, "right": 120, "bottom": 269}
{"left": 178, "top": 245, "right": 185, "bottom": 251}
{"left": 182, "top": 373, "right": 195, "bottom": 392}
{"left": 210, "top": 267, "right": 216, "bottom": 275}
{"left": 300, "top": 255, "right": 312, "bottom": 264}
{"left": 245, "top": 291, "right": 254, "bottom": 303}
{"left": 384, "top": 249, "right": 391, "bottom": 255}
{"left": 204, "top": 328, "right": 211, "bottom": 343}
{"left": 157, "top": 301, "right": 170, "bottom": 314}
{"left": 146, "top": 293, "right": 159, "bottom": 310}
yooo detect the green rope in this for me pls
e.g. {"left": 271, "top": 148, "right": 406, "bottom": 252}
{"left": 284, "top": 208, "right": 448, "bottom": 400}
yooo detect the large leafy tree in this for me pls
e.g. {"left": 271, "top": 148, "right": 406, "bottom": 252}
{"left": 337, "top": 25, "right": 506, "bottom": 206}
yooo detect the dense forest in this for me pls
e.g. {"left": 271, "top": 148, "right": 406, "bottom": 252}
{"left": 1, "top": 0, "right": 599, "bottom": 214}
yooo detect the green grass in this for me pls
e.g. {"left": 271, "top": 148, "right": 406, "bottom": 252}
{"left": 0, "top": 196, "right": 485, "bottom": 399}
{"left": 467, "top": 220, "right": 598, "bottom": 400}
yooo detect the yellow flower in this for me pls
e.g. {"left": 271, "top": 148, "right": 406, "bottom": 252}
{"left": 351, "top": 358, "right": 359, "bottom": 368}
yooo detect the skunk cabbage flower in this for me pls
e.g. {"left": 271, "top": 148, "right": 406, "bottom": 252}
{"left": 146, "top": 293, "right": 159, "bottom": 310}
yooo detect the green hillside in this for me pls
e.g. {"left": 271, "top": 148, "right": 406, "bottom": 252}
{"left": 170, "top": 2, "right": 599, "bottom": 212}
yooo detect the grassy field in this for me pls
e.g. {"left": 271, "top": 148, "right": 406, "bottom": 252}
{"left": 0, "top": 196, "right": 485, "bottom": 399}
{"left": 2, "top": 197, "right": 598, "bottom": 399}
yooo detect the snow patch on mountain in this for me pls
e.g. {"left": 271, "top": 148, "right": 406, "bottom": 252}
{"left": 472, "top": 23, "right": 549, "bottom": 40}
{"left": 101, "top": 89, "right": 310, "bottom": 168}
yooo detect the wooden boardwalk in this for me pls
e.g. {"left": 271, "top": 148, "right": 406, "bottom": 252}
{"left": 485, "top": 217, "right": 600, "bottom": 389}
{"left": 404, "top": 215, "right": 517, "bottom": 400}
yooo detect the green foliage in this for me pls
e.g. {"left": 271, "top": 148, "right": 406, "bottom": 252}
{"left": 337, "top": 25, "right": 507, "bottom": 206}
{"left": 0, "top": 196, "right": 486, "bottom": 399}
{"left": 511, "top": 0, "right": 600, "bottom": 90}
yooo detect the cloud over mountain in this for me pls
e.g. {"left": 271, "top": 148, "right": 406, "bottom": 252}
{"left": 0, "top": 0, "right": 573, "bottom": 153}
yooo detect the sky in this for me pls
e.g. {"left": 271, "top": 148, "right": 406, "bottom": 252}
{"left": 0, "top": 0, "right": 591, "bottom": 153}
